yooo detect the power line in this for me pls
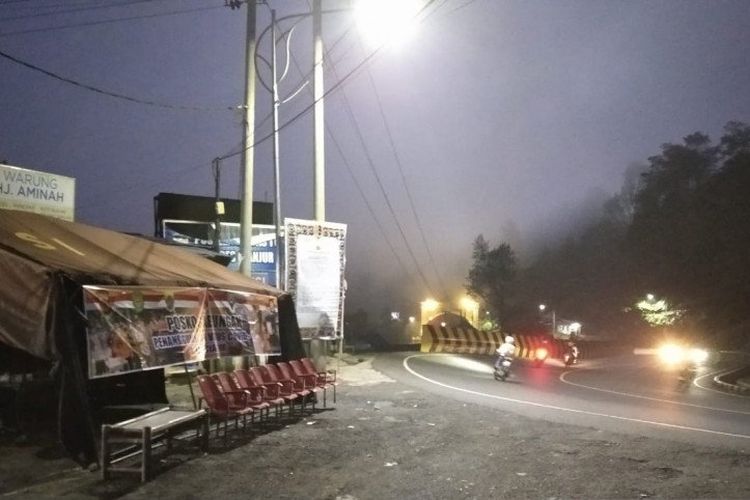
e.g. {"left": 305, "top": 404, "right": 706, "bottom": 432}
{"left": 0, "top": 3, "right": 222, "bottom": 37}
{"left": 0, "top": 47, "right": 238, "bottom": 111}
{"left": 0, "top": 0, "right": 173, "bottom": 22}
{"left": 363, "top": 62, "right": 449, "bottom": 298}
{"left": 328, "top": 67, "right": 436, "bottom": 297}
{"left": 255, "top": 1, "right": 419, "bottom": 280}
{"left": 326, "top": 124, "right": 413, "bottom": 276}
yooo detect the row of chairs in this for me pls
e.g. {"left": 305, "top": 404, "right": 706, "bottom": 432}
{"left": 195, "top": 358, "right": 337, "bottom": 443}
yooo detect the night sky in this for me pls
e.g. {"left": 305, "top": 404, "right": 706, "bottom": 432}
{"left": 2, "top": 0, "right": 749, "bottom": 317}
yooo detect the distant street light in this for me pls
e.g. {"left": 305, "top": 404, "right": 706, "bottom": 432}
{"left": 539, "top": 303, "right": 556, "bottom": 337}
{"left": 421, "top": 298, "right": 440, "bottom": 326}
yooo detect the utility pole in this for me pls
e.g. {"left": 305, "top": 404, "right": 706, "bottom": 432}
{"left": 313, "top": 0, "right": 325, "bottom": 222}
{"left": 212, "top": 157, "right": 223, "bottom": 253}
{"left": 239, "top": 0, "right": 257, "bottom": 277}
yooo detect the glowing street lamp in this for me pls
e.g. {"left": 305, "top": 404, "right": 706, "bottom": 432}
{"left": 420, "top": 298, "right": 440, "bottom": 326}
{"left": 354, "top": 0, "right": 424, "bottom": 48}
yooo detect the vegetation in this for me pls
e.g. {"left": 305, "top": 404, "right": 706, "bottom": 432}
{"left": 467, "top": 121, "right": 750, "bottom": 348}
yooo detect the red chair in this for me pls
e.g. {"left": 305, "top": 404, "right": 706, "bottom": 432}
{"left": 264, "top": 364, "right": 311, "bottom": 415}
{"left": 290, "top": 359, "right": 333, "bottom": 406}
{"left": 276, "top": 361, "right": 320, "bottom": 412}
{"left": 301, "top": 357, "right": 337, "bottom": 403}
{"left": 196, "top": 374, "right": 255, "bottom": 444}
{"left": 302, "top": 357, "right": 337, "bottom": 384}
{"left": 234, "top": 368, "right": 286, "bottom": 419}
{"left": 214, "top": 372, "right": 271, "bottom": 422}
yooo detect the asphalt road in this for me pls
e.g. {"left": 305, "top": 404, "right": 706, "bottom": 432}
{"left": 373, "top": 353, "right": 750, "bottom": 451}
{"left": 3, "top": 352, "right": 749, "bottom": 499}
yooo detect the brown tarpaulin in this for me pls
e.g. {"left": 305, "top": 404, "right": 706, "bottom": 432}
{"left": 0, "top": 209, "right": 304, "bottom": 464}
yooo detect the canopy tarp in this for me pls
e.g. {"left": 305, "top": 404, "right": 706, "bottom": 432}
{"left": 0, "top": 209, "right": 303, "bottom": 464}
{"left": 0, "top": 209, "right": 281, "bottom": 359}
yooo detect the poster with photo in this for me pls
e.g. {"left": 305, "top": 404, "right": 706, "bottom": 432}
{"left": 84, "top": 287, "right": 205, "bottom": 379}
{"left": 84, "top": 286, "right": 280, "bottom": 379}
{"left": 206, "top": 289, "right": 281, "bottom": 358}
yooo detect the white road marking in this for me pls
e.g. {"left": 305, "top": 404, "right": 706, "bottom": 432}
{"left": 559, "top": 370, "right": 750, "bottom": 415}
{"left": 402, "top": 354, "right": 750, "bottom": 440}
{"left": 693, "top": 369, "right": 750, "bottom": 398}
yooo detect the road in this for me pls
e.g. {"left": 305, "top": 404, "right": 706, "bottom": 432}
{"left": 373, "top": 353, "right": 750, "bottom": 451}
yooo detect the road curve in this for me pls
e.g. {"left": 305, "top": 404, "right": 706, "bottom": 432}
{"left": 372, "top": 352, "right": 750, "bottom": 451}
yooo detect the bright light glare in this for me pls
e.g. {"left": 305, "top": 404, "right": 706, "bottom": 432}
{"left": 658, "top": 343, "right": 685, "bottom": 364}
{"left": 440, "top": 356, "right": 494, "bottom": 375}
{"left": 422, "top": 298, "right": 439, "bottom": 311}
{"left": 689, "top": 348, "right": 708, "bottom": 364}
{"left": 535, "top": 348, "right": 548, "bottom": 359}
{"left": 354, "top": 0, "right": 423, "bottom": 48}
{"left": 460, "top": 296, "right": 478, "bottom": 309}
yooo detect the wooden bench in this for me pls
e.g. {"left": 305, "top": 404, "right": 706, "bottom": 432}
{"left": 101, "top": 406, "right": 208, "bottom": 482}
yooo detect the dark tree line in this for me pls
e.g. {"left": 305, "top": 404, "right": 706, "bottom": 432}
{"left": 467, "top": 121, "right": 750, "bottom": 348}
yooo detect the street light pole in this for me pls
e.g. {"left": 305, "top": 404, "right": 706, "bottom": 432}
{"left": 270, "top": 9, "right": 284, "bottom": 289}
{"left": 239, "top": 0, "right": 257, "bottom": 277}
{"left": 313, "top": 0, "right": 325, "bottom": 222}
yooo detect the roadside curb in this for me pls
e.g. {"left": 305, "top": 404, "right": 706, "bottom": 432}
{"left": 711, "top": 370, "right": 750, "bottom": 394}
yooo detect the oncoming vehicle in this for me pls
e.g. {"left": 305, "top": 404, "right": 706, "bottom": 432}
{"left": 657, "top": 342, "right": 709, "bottom": 386}
{"left": 532, "top": 346, "right": 549, "bottom": 368}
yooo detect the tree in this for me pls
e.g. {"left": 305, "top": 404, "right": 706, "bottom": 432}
{"left": 466, "top": 235, "right": 517, "bottom": 321}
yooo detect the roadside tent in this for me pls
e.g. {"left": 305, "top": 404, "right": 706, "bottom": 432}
{"left": 0, "top": 209, "right": 304, "bottom": 464}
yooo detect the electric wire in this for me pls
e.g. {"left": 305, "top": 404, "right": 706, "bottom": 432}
{"left": 285, "top": 1, "right": 438, "bottom": 295}
{"left": 0, "top": 3, "right": 223, "bottom": 37}
{"left": 0, "top": 47, "right": 238, "bottom": 111}
{"left": 0, "top": 0, "right": 174, "bottom": 22}
{"left": 57, "top": 0, "right": 442, "bottom": 217}
{"left": 326, "top": 124, "right": 412, "bottom": 276}
{"left": 326, "top": 62, "right": 436, "bottom": 297}
{"left": 362, "top": 62, "right": 449, "bottom": 299}
{"left": 268, "top": 1, "right": 412, "bottom": 277}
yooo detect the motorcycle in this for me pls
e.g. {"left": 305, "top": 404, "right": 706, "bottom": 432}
{"left": 532, "top": 347, "right": 549, "bottom": 368}
{"left": 494, "top": 355, "right": 512, "bottom": 381}
{"left": 657, "top": 343, "right": 709, "bottom": 388}
{"left": 563, "top": 345, "right": 579, "bottom": 367}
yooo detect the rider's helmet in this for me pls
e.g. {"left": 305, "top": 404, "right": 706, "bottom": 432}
{"left": 505, "top": 336, "right": 515, "bottom": 344}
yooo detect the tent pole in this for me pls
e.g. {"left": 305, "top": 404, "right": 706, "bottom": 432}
{"left": 183, "top": 364, "right": 197, "bottom": 410}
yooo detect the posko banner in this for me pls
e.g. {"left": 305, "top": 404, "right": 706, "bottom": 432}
{"left": 83, "top": 286, "right": 280, "bottom": 379}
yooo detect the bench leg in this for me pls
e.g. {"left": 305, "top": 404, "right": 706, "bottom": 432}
{"left": 201, "top": 416, "right": 209, "bottom": 452}
{"left": 141, "top": 426, "right": 152, "bottom": 483}
{"left": 101, "top": 425, "right": 111, "bottom": 480}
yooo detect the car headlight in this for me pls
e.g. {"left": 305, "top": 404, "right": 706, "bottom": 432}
{"left": 688, "top": 348, "right": 708, "bottom": 364}
{"left": 657, "top": 343, "right": 685, "bottom": 365}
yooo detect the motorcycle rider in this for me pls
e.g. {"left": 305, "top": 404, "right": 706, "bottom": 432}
{"left": 495, "top": 335, "right": 516, "bottom": 370}
{"left": 565, "top": 340, "right": 579, "bottom": 365}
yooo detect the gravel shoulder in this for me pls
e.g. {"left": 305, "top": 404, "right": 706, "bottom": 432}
{"left": 1, "top": 354, "right": 749, "bottom": 499}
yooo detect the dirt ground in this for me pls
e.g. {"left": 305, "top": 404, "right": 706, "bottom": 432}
{"left": 1, "top": 354, "right": 749, "bottom": 499}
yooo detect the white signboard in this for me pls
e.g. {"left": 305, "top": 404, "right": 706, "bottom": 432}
{"left": 285, "top": 218, "right": 347, "bottom": 340}
{"left": 0, "top": 163, "right": 76, "bottom": 221}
